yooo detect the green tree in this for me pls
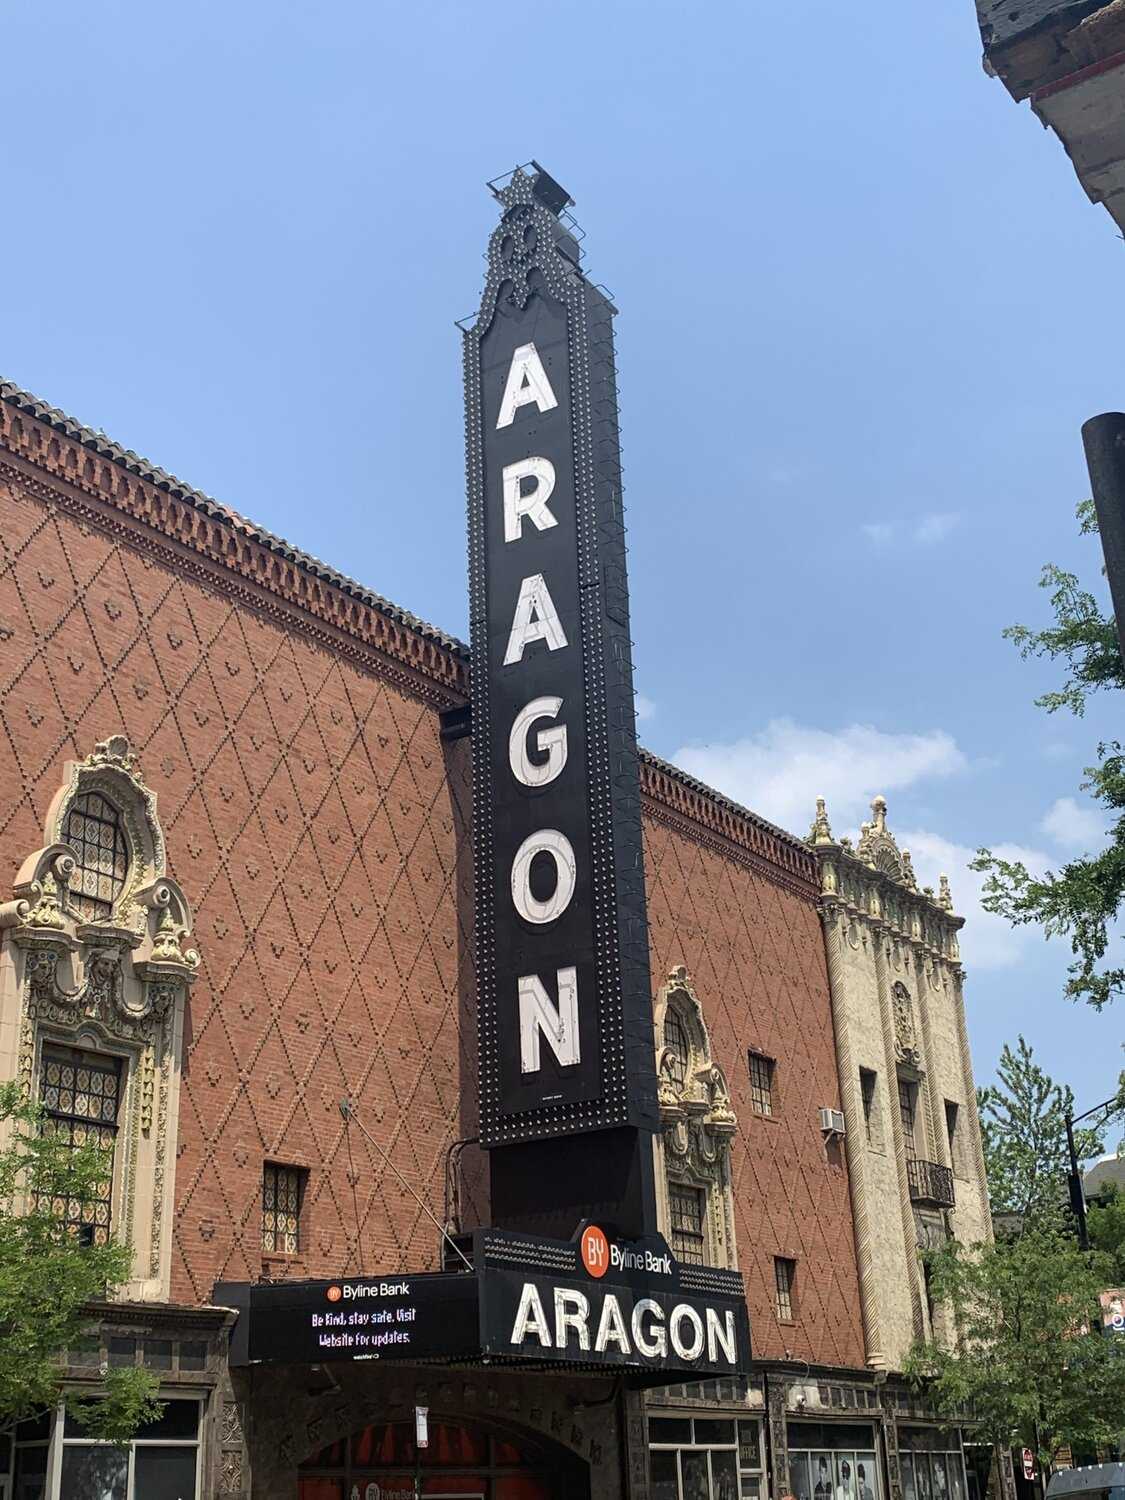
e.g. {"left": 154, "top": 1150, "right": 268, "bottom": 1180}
{"left": 906, "top": 1228, "right": 1125, "bottom": 1476}
{"left": 973, "top": 501, "right": 1125, "bottom": 1011}
{"left": 979, "top": 1036, "right": 1107, "bottom": 1223}
{"left": 1087, "top": 1184, "right": 1125, "bottom": 1283}
{"left": 0, "top": 1080, "right": 161, "bottom": 1441}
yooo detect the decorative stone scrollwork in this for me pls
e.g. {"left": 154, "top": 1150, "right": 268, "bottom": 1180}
{"left": 0, "top": 736, "right": 198, "bottom": 1299}
{"left": 653, "top": 966, "right": 739, "bottom": 1269}
{"left": 891, "top": 982, "right": 922, "bottom": 1071}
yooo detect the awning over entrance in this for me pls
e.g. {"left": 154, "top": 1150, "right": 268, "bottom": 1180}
{"left": 216, "top": 1227, "right": 751, "bottom": 1386}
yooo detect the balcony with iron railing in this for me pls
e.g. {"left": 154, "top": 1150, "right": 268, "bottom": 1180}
{"left": 907, "top": 1158, "right": 955, "bottom": 1209}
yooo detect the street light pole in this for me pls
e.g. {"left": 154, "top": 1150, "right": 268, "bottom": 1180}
{"left": 1081, "top": 413, "right": 1125, "bottom": 674}
{"left": 1063, "top": 1093, "right": 1122, "bottom": 1251}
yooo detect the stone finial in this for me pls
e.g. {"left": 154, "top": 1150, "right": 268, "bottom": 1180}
{"left": 871, "top": 795, "right": 888, "bottom": 834}
{"left": 901, "top": 848, "right": 918, "bottom": 891}
{"left": 808, "top": 796, "right": 834, "bottom": 846}
{"left": 938, "top": 873, "right": 953, "bottom": 911}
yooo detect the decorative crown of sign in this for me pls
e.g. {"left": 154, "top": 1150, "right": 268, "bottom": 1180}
{"left": 479, "top": 167, "right": 583, "bottom": 318}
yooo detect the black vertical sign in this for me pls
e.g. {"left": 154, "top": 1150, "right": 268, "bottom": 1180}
{"left": 464, "top": 168, "right": 658, "bottom": 1236}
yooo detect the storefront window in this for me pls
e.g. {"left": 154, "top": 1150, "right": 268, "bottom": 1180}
{"left": 648, "top": 1413, "right": 765, "bottom": 1499}
{"left": 899, "top": 1428, "right": 967, "bottom": 1500}
{"left": 59, "top": 1396, "right": 202, "bottom": 1499}
{"left": 788, "top": 1423, "right": 881, "bottom": 1500}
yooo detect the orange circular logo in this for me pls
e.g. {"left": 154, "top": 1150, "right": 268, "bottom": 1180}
{"left": 326, "top": 1285, "right": 343, "bottom": 1302}
{"left": 580, "top": 1225, "right": 609, "bottom": 1279}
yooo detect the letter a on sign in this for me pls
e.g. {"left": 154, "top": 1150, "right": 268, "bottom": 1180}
{"left": 496, "top": 342, "right": 558, "bottom": 429}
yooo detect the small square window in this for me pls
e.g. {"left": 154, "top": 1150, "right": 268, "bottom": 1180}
{"left": 262, "top": 1163, "right": 306, "bottom": 1254}
{"left": 179, "top": 1340, "right": 207, "bottom": 1372}
{"left": 143, "top": 1338, "right": 173, "bottom": 1370}
{"left": 108, "top": 1336, "right": 136, "bottom": 1369}
{"left": 774, "top": 1257, "right": 796, "bottom": 1322}
{"left": 748, "top": 1053, "right": 775, "bottom": 1116}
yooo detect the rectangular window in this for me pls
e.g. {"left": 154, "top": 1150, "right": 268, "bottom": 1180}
{"left": 860, "top": 1069, "right": 878, "bottom": 1146}
{"left": 787, "top": 1426, "right": 882, "bottom": 1500}
{"left": 669, "top": 1183, "right": 707, "bottom": 1266}
{"left": 944, "top": 1101, "right": 961, "bottom": 1177}
{"left": 61, "top": 1396, "right": 202, "bottom": 1500}
{"left": 774, "top": 1257, "right": 796, "bottom": 1322}
{"left": 38, "top": 1047, "right": 121, "bottom": 1245}
{"left": 748, "top": 1053, "right": 775, "bottom": 1117}
{"left": 262, "top": 1163, "right": 305, "bottom": 1254}
{"left": 898, "top": 1078, "right": 918, "bottom": 1160}
{"left": 648, "top": 1414, "right": 765, "bottom": 1500}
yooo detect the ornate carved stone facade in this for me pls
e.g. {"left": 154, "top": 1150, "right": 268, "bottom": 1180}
{"left": 653, "top": 965, "right": 739, "bottom": 1269}
{"left": 809, "top": 794, "right": 992, "bottom": 1371}
{"left": 0, "top": 734, "right": 197, "bottom": 1298}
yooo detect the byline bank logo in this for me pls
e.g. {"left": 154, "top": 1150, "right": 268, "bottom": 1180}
{"left": 580, "top": 1226, "right": 609, "bottom": 1278}
{"left": 326, "top": 1285, "right": 343, "bottom": 1303}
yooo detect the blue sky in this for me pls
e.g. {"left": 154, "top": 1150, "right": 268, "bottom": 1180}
{"left": 6, "top": 1, "right": 1123, "bottom": 1126}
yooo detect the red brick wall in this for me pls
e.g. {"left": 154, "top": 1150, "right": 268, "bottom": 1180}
{"left": 644, "top": 807, "right": 866, "bottom": 1369}
{"left": 0, "top": 466, "right": 477, "bottom": 1304}
{"left": 0, "top": 430, "right": 863, "bottom": 1369}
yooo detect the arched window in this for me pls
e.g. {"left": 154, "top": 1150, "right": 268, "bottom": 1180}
{"left": 63, "top": 791, "right": 130, "bottom": 920}
{"left": 663, "top": 1009, "right": 690, "bottom": 1089}
{"left": 654, "top": 966, "right": 738, "bottom": 1270}
{"left": 1, "top": 736, "right": 198, "bottom": 1302}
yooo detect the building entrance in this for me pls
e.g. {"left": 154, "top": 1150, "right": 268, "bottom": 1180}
{"left": 297, "top": 1417, "right": 591, "bottom": 1500}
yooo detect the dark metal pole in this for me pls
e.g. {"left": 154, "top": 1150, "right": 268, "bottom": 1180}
{"left": 1064, "top": 1113, "right": 1089, "bottom": 1250}
{"left": 1080, "top": 412, "right": 1125, "bottom": 672}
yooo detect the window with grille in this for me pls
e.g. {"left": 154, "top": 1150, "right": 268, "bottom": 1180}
{"left": 63, "top": 792, "right": 130, "bottom": 921}
{"left": 748, "top": 1052, "right": 774, "bottom": 1116}
{"left": 38, "top": 1047, "right": 120, "bottom": 1244}
{"left": 669, "top": 1183, "right": 706, "bottom": 1265}
{"left": 774, "top": 1257, "right": 796, "bottom": 1322}
{"left": 860, "top": 1069, "right": 878, "bottom": 1145}
{"left": 664, "top": 1010, "right": 690, "bottom": 1089}
{"left": 262, "top": 1163, "right": 305, "bottom": 1254}
{"left": 898, "top": 1078, "right": 918, "bottom": 1159}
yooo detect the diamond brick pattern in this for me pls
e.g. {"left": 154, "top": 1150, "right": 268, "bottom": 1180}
{"left": 0, "top": 474, "right": 478, "bottom": 1303}
{"left": 0, "top": 463, "right": 865, "bottom": 1376}
{"left": 643, "top": 810, "right": 866, "bottom": 1369}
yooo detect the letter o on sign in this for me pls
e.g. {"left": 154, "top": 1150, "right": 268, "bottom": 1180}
{"left": 511, "top": 829, "right": 576, "bottom": 925}
{"left": 669, "top": 1303, "right": 705, "bottom": 1361}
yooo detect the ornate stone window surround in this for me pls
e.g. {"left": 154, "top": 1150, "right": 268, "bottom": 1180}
{"left": 0, "top": 737, "right": 198, "bottom": 1302}
{"left": 653, "top": 966, "right": 739, "bottom": 1270}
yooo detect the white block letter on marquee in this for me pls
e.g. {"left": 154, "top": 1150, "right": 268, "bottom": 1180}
{"left": 503, "top": 457, "right": 558, "bottom": 542}
{"left": 509, "top": 696, "right": 568, "bottom": 788}
{"left": 518, "top": 966, "right": 580, "bottom": 1072}
{"left": 496, "top": 342, "right": 559, "bottom": 429}
{"left": 510, "top": 1283, "right": 553, "bottom": 1348}
{"left": 503, "top": 574, "right": 568, "bottom": 666}
{"left": 511, "top": 830, "right": 576, "bottom": 925}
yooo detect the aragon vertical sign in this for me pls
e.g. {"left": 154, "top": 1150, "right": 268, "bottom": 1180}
{"left": 465, "top": 167, "right": 658, "bottom": 1229}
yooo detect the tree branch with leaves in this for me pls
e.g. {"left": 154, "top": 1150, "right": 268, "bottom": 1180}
{"left": 973, "top": 500, "right": 1125, "bottom": 1011}
{"left": 0, "top": 1079, "right": 162, "bottom": 1442}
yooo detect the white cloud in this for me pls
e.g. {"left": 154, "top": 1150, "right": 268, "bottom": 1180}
{"left": 1040, "top": 796, "right": 1109, "bottom": 853}
{"left": 672, "top": 718, "right": 966, "bottom": 837}
{"left": 862, "top": 521, "right": 894, "bottom": 546}
{"left": 900, "top": 828, "right": 1052, "bottom": 972}
{"left": 914, "top": 511, "right": 960, "bottom": 545}
{"left": 635, "top": 694, "right": 657, "bottom": 723}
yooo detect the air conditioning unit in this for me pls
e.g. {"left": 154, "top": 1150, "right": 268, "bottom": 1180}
{"left": 819, "top": 1107, "right": 846, "bottom": 1138}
